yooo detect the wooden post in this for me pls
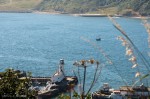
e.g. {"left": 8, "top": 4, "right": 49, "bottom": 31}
{"left": 82, "top": 65, "right": 87, "bottom": 99}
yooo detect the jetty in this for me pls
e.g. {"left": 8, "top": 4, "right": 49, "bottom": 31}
{"left": 73, "top": 14, "right": 107, "bottom": 17}
{"left": 31, "top": 77, "right": 51, "bottom": 86}
{"left": 38, "top": 76, "right": 78, "bottom": 99}
{"left": 31, "top": 59, "right": 78, "bottom": 99}
{"left": 31, "top": 76, "right": 78, "bottom": 86}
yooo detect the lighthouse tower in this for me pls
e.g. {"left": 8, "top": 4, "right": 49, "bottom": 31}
{"left": 51, "top": 59, "right": 65, "bottom": 83}
{"left": 59, "top": 59, "right": 64, "bottom": 73}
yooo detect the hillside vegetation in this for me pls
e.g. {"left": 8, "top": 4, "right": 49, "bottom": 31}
{"left": 0, "top": 0, "right": 150, "bottom": 15}
{"left": 35, "top": 0, "right": 150, "bottom": 15}
{"left": 0, "top": 0, "right": 42, "bottom": 11}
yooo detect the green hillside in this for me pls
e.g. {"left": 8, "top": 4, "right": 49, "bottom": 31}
{"left": 117, "top": 0, "right": 150, "bottom": 15}
{"left": 0, "top": 0, "right": 42, "bottom": 11}
{"left": 35, "top": 0, "right": 150, "bottom": 15}
{"left": 0, "top": 0, "right": 150, "bottom": 15}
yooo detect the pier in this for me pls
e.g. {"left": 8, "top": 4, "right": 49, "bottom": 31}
{"left": 31, "top": 77, "right": 51, "bottom": 86}
{"left": 31, "top": 76, "right": 78, "bottom": 86}
{"left": 73, "top": 14, "right": 107, "bottom": 17}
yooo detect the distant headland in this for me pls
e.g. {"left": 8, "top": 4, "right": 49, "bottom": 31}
{"left": 0, "top": 0, "right": 150, "bottom": 17}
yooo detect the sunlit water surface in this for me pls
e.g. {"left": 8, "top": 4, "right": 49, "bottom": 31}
{"left": 0, "top": 13, "right": 149, "bottom": 92}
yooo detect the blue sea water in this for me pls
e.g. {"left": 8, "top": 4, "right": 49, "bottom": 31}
{"left": 0, "top": 13, "right": 149, "bottom": 92}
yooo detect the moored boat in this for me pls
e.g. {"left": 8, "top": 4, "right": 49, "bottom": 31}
{"left": 92, "top": 83, "right": 114, "bottom": 99}
{"left": 37, "top": 59, "right": 78, "bottom": 99}
{"left": 92, "top": 83, "right": 150, "bottom": 99}
{"left": 119, "top": 84, "right": 150, "bottom": 99}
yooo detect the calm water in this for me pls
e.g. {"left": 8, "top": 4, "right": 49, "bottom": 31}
{"left": 0, "top": 13, "right": 149, "bottom": 91}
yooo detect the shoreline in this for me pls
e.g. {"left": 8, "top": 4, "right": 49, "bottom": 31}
{"left": 71, "top": 14, "right": 150, "bottom": 19}
{"left": 32, "top": 11, "right": 61, "bottom": 14}
{"left": 0, "top": 11, "right": 149, "bottom": 19}
{"left": 0, "top": 10, "right": 32, "bottom": 13}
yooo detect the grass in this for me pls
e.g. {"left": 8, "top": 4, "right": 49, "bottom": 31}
{"left": 87, "top": 7, "right": 119, "bottom": 15}
{"left": 0, "top": 0, "right": 42, "bottom": 11}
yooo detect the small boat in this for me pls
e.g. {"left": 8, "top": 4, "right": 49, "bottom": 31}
{"left": 109, "top": 90, "right": 123, "bottom": 99}
{"left": 118, "top": 84, "right": 150, "bottom": 99}
{"left": 92, "top": 83, "right": 150, "bottom": 99}
{"left": 99, "top": 83, "right": 113, "bottom": 95}
{"left": 96, "top": 37, "right": 101, "bottom": 41}
{"left": 92, "top": 83, "right": 114, "bottom": 99}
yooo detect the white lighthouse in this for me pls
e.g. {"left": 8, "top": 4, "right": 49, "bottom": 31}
{"left": 51, "top": 59, "right": 65, "bottom": 83}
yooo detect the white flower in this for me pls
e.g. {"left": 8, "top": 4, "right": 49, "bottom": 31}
{"left": 129, "top": 56, "right": 136, "bottom": 62}
{"left": 135, "top": 72, "right": 141, "bottom": 77}
{"left": 126, "top": 49, "right": 133, "bottom": 56}
{"left": 132, "top": 64, "right": 138, "bottom": 68}
{"left": 122, "top": 41, "right": 128, "bottom": 46}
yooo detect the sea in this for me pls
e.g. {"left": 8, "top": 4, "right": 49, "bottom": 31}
{"left": 0, "top": 13, "right": 149, "bottom": 92}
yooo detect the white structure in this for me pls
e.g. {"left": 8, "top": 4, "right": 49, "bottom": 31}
{"left": 100, "top": 83, "right": 112, "bottom": 92}
{"left": 119, "top": 84, "right": 150, "bottom": 99}
{"left": 51, "top": 59, "right": 65, "bottom": 83}
{"left": 110, "top": 90, "right": 123, "bottom": 99}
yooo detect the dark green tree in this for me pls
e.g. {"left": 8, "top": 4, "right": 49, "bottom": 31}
{"left": 0, "top": 68, "right": 37, "bottom": 99}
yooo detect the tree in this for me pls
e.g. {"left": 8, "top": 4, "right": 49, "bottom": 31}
{"left": 0, "top": 68, "right": 37, "bottom": 99}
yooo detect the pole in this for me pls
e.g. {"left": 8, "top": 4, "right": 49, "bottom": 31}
{"left": 82, "top": 65, "right": 87, "bottom": 99}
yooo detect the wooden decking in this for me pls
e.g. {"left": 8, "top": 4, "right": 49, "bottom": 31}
{"left": 31, "top": 77, "right": 51, "bottom": 86}
{"left": 31, "top": 76, "right": 78, "bottom": 86}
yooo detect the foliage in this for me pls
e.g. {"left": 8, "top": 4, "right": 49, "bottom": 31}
{"left": 0, "top": 68, "right": 37, "bottom": 98}
{"left": 58, "top": 94, "right": 70, "bottom": 99}
{"left": 58, "top": 91, "right": 92, "bottom": 99}
{"left": 0, "top": 0, "right": 42, "bottom": 11}
{"left": 35, "top": 0, "right": 150, "bottom": 15}
{"left": 0, "top": 0, "right": 150, "bottom": 15}
{"left": 118, "top": 0, "right": 150, "bottom": 15}
{"left": 108, "top": 15, "right": 150, "bottom": 87}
